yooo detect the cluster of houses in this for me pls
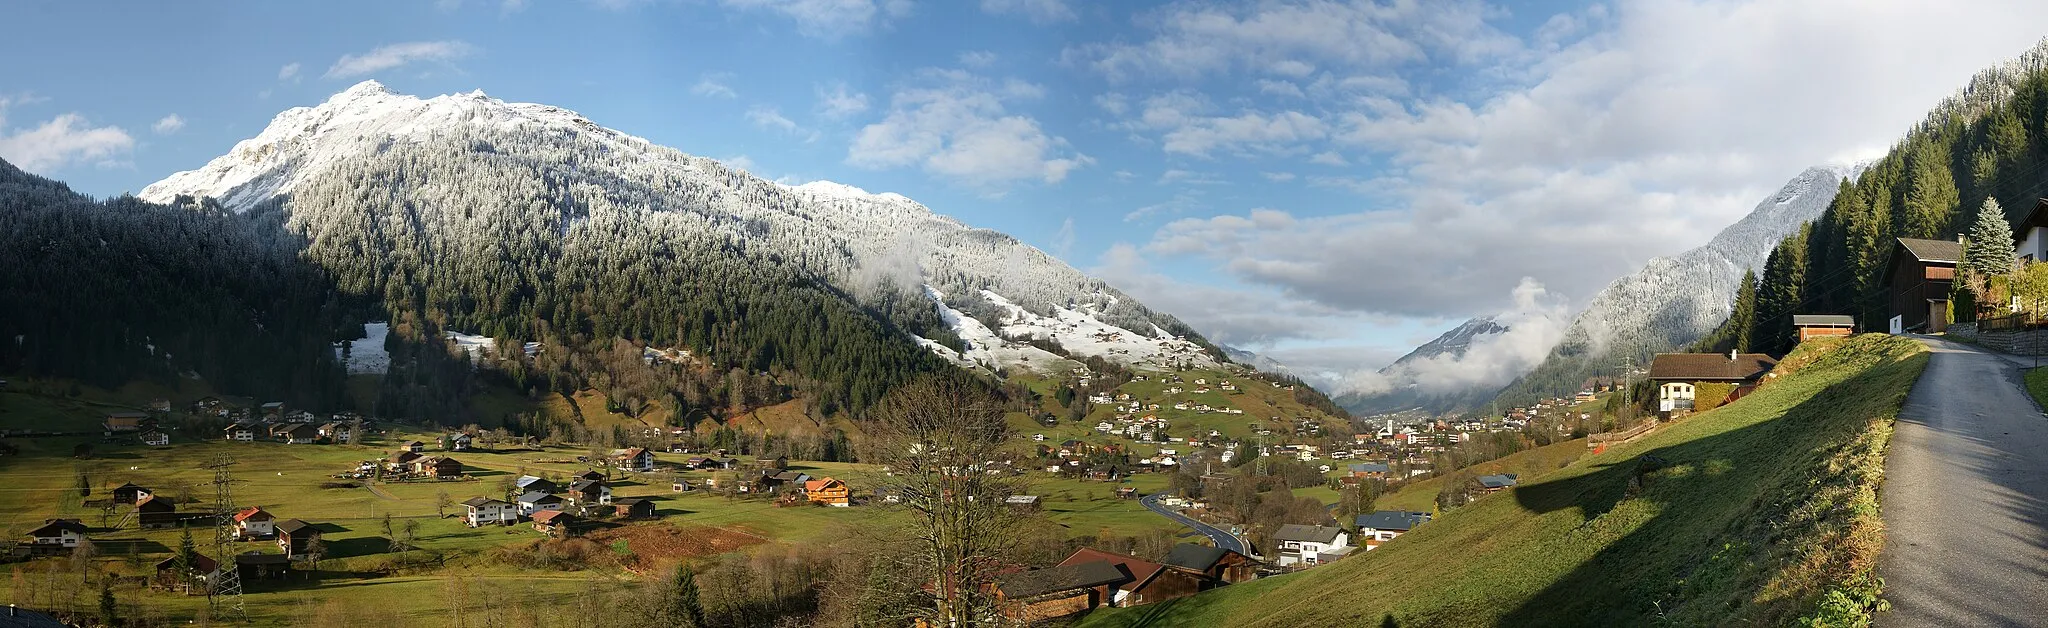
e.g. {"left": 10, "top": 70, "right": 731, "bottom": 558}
{"left": 1267, "top": 509, "right": 1436, "bottom": 569}
{"left": 994, "top": 543, "right": 1256, "bottom": 622}
{"left": 372, "top": 441, "right": 465, "bottom": 480}
{"left": 461, "top": 470, "right": 654, "bottom": 535}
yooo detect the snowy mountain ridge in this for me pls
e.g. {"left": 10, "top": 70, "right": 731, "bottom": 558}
{"left": 140, "top": 81, "right": 1216, "bottom": 375}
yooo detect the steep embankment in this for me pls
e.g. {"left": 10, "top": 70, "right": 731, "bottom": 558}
{"left": 1085, "top": 334, "right": 1925, "bottom": 627}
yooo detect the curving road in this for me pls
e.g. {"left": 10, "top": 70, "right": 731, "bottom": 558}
{"left": 1139, "top": 493, "right": 1251, "bottom": 556}
{"left": 1878, "top": 336, "right": 2048, "bottom": 627}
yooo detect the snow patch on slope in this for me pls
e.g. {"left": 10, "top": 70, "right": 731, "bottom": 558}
{"left": 334, "top": 321, "right": 390, "bottom": 375}
{"left": 978, "top": 290, "right": 1219, "bottom": 371}
{"left": 920, "top": 286, "right": 1071, "bottom": 374}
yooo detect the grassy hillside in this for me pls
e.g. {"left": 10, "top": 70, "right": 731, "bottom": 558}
{"left": 1371, "top": 438, "right": 1590, "bottom": 514}
{"left": 1083, "top": 335, "right": 1925, "bottom": 627}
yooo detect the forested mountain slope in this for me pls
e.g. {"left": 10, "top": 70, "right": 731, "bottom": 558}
{"left": 1489, "top": 164, "right": 1858, "bottom": 409}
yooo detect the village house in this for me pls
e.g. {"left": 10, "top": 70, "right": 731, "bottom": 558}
{"left": 995, "top": 561, "right": 1131, "bottom": 623}
{"left": 259, "top": 402, "right": 285, "bottom": 419}
{"left": 317, "top": 422, "right": 353, "bottom": 443}
{"left": 102, "top": 411, "right": 149, "bottom": 434}
{"left": 222, "top": 422, "right": 256, "bottom": 442}
{"left": 1272, "top": 524, "right": 1351, "bottom": 567}
{"left": 570, "top": 470, "right": 605, "bottom": 483}
{"left": 1347, "top": 462, "right": 1390, "bottom": 479}
{"left": 514, "top": 475, "right": 559, "bottom": 495}
{"left": 279, "top": 423, "right": 321, "bottom": 445}
{"left": 517, "top": 491, "right": 566, "bottom": 516}
{"left": 531, "top": 510, "right": 577, "bottom": 536}
{"left": 233, "top": 506, "right": 276, "bottom": 538}
{"left": 1648, "top": 351, "right": 1779, "bottom": 415}
{"left": 27, "top": 519, "right": 88, "bottom": 549}
{"left": 1059, "top": 547, "right": 1206, "bottom": 607}
{"left": 110, "top": 483, "right": 151, "bottom": 505}
{"left": 1005, "top": 495, "right": 1042, "bottom": 512}
{"left": 611, "top": 497, "right": 657, "bottom": 519}
{"left": 803, "top": 477, "right": 851, "bottom": 507}
{"left": 566, "top": 479, "right": 613, "bottom": 507}
{"left": 276, "top": 519, "right": 322, "bottom": 559}
{"left": 234, "top": 552, "right": 293, "bottom": 580}
{"left": 1354, "top": 510, "right": 1431, "bottom": 549}
{"left": 615, "top": 447, "right": 656, "bottom": 472}
{"left": 671, "top": 479, "right": 695, "bottom": 493}
{"left": 1162, "top": 543, "right": 1255, "bottom": 586}
{"left": 139, "top": 429, "right": 171, "bottom": 446}
{"left": 153, "top": 554, "right": 220, "bottom": 592}
{"left": 1888, "top": 237, "right": 1962, "bottom": 333}
{"left": 666, "top": 443, "right": 690, "bottom": 453}
{"left": 1477, "top": 474, "right": 1519, "bottom": 493}
{"left": 446, "top": 433, "right": 473, "bottom": 451}
{"left": 461, "top": 497, "right": 518, "bottom": 527}
{"left": 135, "top": 495, "right": 180, "bottom": 529}
{"left": 411, "top": 456, "right": 463, "bottom": 479}
{"left": 1792, "top": 314, "right": 1857, "bottom": 343}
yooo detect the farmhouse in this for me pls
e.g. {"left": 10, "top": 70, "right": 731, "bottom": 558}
{"left": 995, "top": 560, "right": 1130, "bottom": 622}
{"left": 317, "top": 422, "right": 353, "bottom": 442}
{"left": 1162, "top": 543, "right": 1255, "bottom": 586}
{"left": 1272, "top": 524, "right": 1351, "bottom": 567}
{"left": 153, "top": 554, "right": 219, "bottom": 591}
{"left": 615, "top": 447, "right": 655, "bottom": 472}
{"left": 461, "top": 497, "right": 518, "bottom": 527}
{"left": 514, "top": 475, "right": 559, "bottom": 495}
{"left": 134, "top": 495, "right": 180, "bottom": 529}
{"left": 1477, "top": 474, "right": 1519, "bottom": 493}
{"left": 400, "top": 440, "right": 426, "bottom": 453}
{"left": 110, "top": 483, "right": 151, "bottom": 505}
{"left": 1057, "top": 547, "right": 1205, "bottom": 607}
{"left": 233, "top": 506, "right": 276, "bottom": 538}
{"left": 222, "top": 422, "right": 256, "bottom": 441}
{"left": 279, "top": 423, "right": 320, "bottom": 444}
{"left": 1647, "top": 351, "right": 1779, "bottom": 415}
{"left": 611, "top": 497, "right": 656, "bottom": 519}
{"left": 27, "top": 519, "right": 88, "bottom": 548}
{"left": 275, "top": 519, "right": 322, "bottom": 559}
{"left": 754, "top": 454, "right": 788, "bottom": 470}
{"left": 531, "top": 510, "right": 577, "bottom": 536}
{"left": 102, "top": 411, "right": 149, "bottom": 434}
{"left": 1888, "top": 237, "right": 1961, "bottom": 333}
{"left": 1792, "top": 314, "right": 1857, "bottom": 343}
{"left": 1354, "top": 510, "right": 1432, "bottom": 549}
{"left": 517, "top": 492, "right": 566, "bottom": 516}
{"left": 566, "top": 479, "right": 613, "bottom": 506}
{"left": 803, "top": 477, "right": 850, "bottom": 507}
{"left": 1347, "top": 462, "right": 1390, "bottom": 479}
{"left": 234, "top": 552, "right": 293, "bottom": 580}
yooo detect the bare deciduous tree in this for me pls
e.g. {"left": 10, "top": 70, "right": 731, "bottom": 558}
{"left": 859, "top": 376, "right": 1030, "bottom": 627}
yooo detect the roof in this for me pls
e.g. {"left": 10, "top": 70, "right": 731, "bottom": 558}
{"left": 519, "top": 491, "right": 563, "bottom": 504}
{"left": 1647, "top": 353, "right": 1779, "bottom": 382}
{"left": 1272, "top": 524, "right": 1345, "bottom": 544}
{"left": 135, "top": 495, "right": 175, "bottom": 512}
{"left": 1478, "top": 474, "right": 1519, "bottom": 489}
{"left": 28, "top": 519, "right": 87, "bottom": 537}
{"left": 401, "top": 440, "right": 424, "bottom": 446}
{"left": 1347, "top": 462, "right": 1390, "bottom": 473}
{"left": 617, "top": 447, "right": 649, "bottom": 458}
{"left": 1004, "top": 495, "right": 1040, "bottom": 504}
{"left": 515, "top": 475, "right": 553, "bottom": 489}
{"left": 1897, "top": 237, "right": 1963, "bottom": 263}
{"left": 531, "top": 510, "right": 575, "bottom": 524}
{"left": 997, "top": 560, "right": 1131, "bottom": 599}
{"left": 1163, "top": 544, "right": 1233, "bottom": 572}
{"left": 232, "top": 507, "right": 272, "bottom": 522}
{"left": 103, "top": 411, "right": 148, "bottom": 419}
{"left": 569, "top": 479, "right": 605, "bottom": 492}
{"left": 275, "top": 519, "right": 315, "bottom": 535}
{"left": 1354, "top": 510, "right": 1430, "bottom": 532}
{"left": 112, "top": 482, "right": 145, "bottom": 492}
{"left": 804, "top": 478, "right": 843, "bottom": 491}
{"left": 461, "top": 497, "right": 508, "bottom": 508}
{"left": 1792, "top": 314, "right": 1856, "bottom": 327}
{"left": 1059, "top": 548, "right": 1166, "bottom": 593}
{"left": 613, "top": 497, "right": 650, "bottom": 507}
{"left": 154, "top": 553, "right": 219, "bottom": 574}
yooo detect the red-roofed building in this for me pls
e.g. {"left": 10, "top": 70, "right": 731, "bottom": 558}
{"left": 1055, "top": 547, "right": 1205, "bottom": 607}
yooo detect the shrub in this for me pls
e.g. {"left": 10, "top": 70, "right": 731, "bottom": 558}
{"left": 1693, "top": 382, "right": 1736, "bottom": 412}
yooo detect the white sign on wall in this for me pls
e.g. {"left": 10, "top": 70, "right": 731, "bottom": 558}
{"left": 1889, "top": 315, "right": 1904, "bottom": 335}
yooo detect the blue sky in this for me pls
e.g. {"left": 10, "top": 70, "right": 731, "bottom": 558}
{"left": 7, "top": 0, "right": 2048, "bottom": 391}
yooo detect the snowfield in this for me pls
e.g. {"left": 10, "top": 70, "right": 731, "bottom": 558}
{"left": 335, "top": 321, "right": 391, "bottom": 375}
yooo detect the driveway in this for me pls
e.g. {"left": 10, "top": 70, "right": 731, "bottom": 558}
{"left": 1878, "top": 336, "right": 2048, "bottom": 627}
{"left": 1139, "top": 494, "right": 1250, "bottom": 556}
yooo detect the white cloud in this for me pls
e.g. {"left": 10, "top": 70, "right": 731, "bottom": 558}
{"left": 746, "top": 105, "right": 799, "bottom": 132}
{"left": 278, "top": 62, "right": 301, "bottom": 81}
{"left": 815, "top": 82, "right": 869, "bottom": 118}
{"left": 958, "top": 50, "right": 998, "bottom": 68}
{"left": 1066, "top": 0, "right": 1515, "bottom": 81}
{"left": 1308, "top": 150, "right": 1349, "bottom": 166}
{"left": 325, "top": 40, "right": 475, "bottom": 79}
{"left": 1092, "top": 243, "right": 1368, "bottom": 347}
{"left": 1052, "top": 216, "right": 1076, "bottom": 258}
{"left": 849, "top": 70, "right": 1090, "bottom": 188}
{"left": 1124, "top": 193, "right": 1202, "bottom": 222}
{"left": 1156, "top": 169, "right": 1223, "bottom": 185}
{"left": 980, "top": 0, "right": 1073, "bottom": 24}
{"left": 1104, "top": 0, "right": 2048, "bottom": 326}
{"left": 719, "top": 0, "right": 912, "bottom": 38}
{"left": 1337, "top": 278, "right": 1571, "bottom": 396}
{"left": 1261, "top": 171, "right": 1296, "bottom": 182}
{"left": 0, "top": 100, "right": 134, "bottom": 174}
{"left": 723, "top": 154, "right": 758, "bottom": 172}
{"left": 151, "top": 114, "right": 185, "bottom": 135}
{"left": 693, "top": 73, "right": 737, "bottom": 99}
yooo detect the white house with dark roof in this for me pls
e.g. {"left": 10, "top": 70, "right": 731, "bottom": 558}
{"left": 1354, "top": 510, "right": 1431, "bottom": 548}
{"left": 461, "top": 497, "right": 517, "bottom": 526}
{"left": 1272, "top": 524, "right": 1349, "bottom": 567}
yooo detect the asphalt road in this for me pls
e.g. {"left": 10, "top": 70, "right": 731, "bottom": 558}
{"left": 1878, "top": 336, "right": 2048, "bottom": 627}
{"left": 1139, "top": 493, "right": 1249, "bottom": 556}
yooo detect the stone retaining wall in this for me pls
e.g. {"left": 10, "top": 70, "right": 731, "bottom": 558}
{"left": 1946, "top": 322, "right": 1978, "bottom": 340}
{"left": 1975, "top": 329, "right": 2048, "bottom": 355}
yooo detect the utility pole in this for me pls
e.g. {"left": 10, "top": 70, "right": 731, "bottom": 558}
{"left": 208, "top": 454, "right": 246, "bottom": 621}
{"left": 1619, "top": 356, "right": 1634, "bottom": 425}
